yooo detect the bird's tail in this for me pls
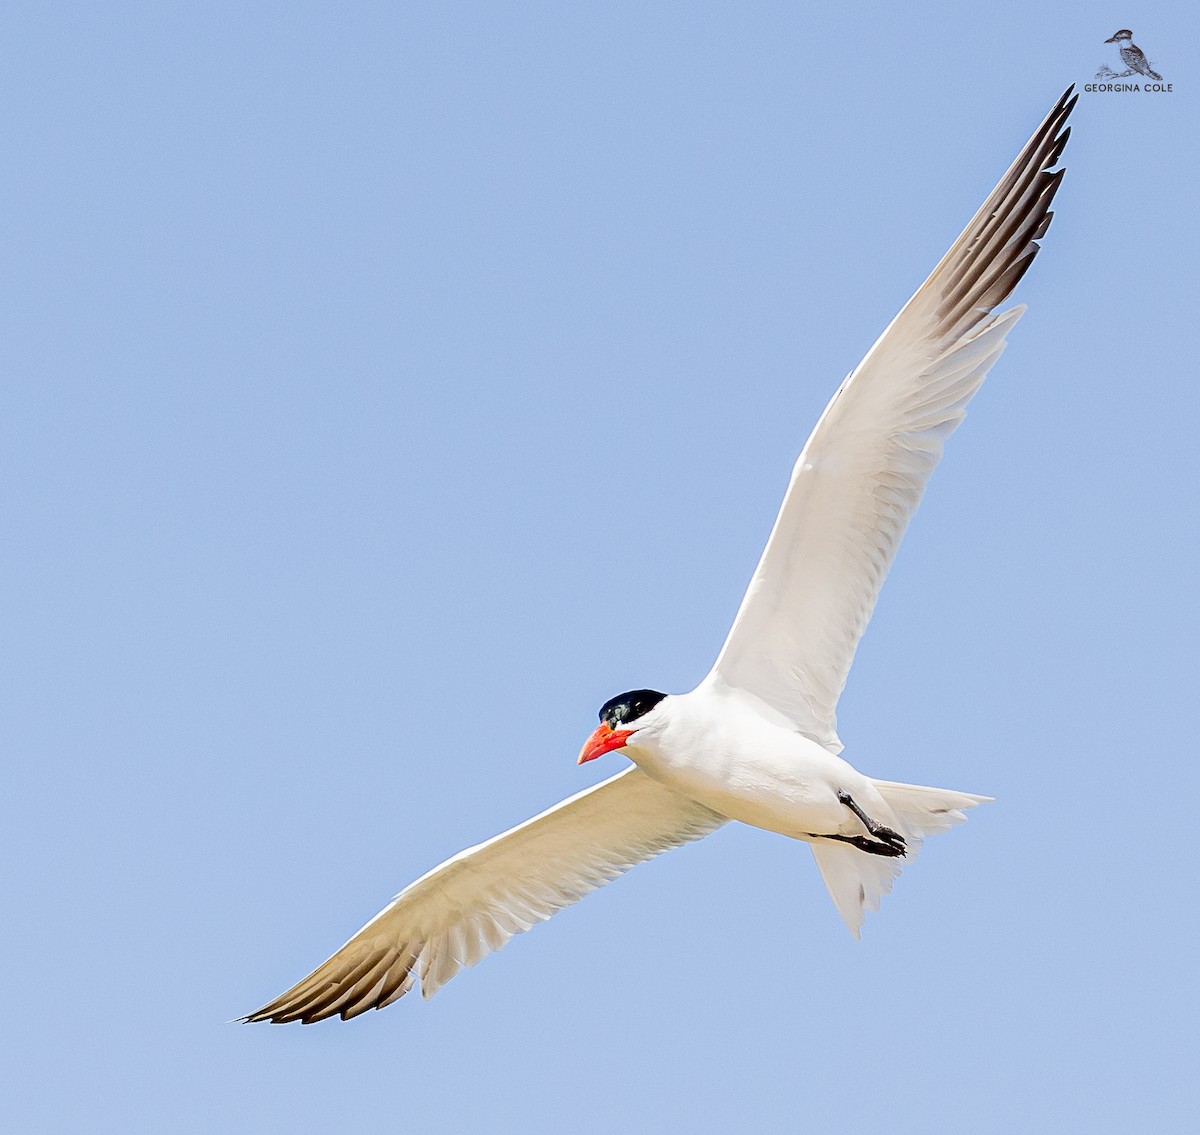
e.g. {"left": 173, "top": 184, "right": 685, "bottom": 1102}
{"left": 810, "top": 779, "right": 990, "bottom": 938}
{"left": 1149, "top": 68, "right": 1163, "bottom": 81}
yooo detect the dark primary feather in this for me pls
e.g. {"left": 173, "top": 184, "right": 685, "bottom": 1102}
{"left": 935, "top": 86, "right": 1075, "bottom": 340}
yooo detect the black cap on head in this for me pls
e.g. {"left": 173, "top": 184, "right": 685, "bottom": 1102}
{"left": 599, "top": 689, "right": 667, "bottom": 729}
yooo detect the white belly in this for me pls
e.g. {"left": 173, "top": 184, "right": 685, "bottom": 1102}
{"left": 626, "top": 712, "right": 872, "bottom": 841}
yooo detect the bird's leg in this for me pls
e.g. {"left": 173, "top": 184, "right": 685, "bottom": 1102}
{"left": 810, "top": 831, "right": 906, "bottom": 858}
{"left": 837, "top": 791, "right": 906, "bottom": 854}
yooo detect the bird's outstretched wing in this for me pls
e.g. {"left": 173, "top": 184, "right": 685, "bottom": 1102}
{"left": 242, "top": 768, "right": 725, "bottom": 1023}
{"left": 705, "top": 88, "right": 1075, "bottom": 752}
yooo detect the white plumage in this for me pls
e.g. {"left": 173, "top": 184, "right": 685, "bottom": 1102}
{"left": 247, "top": 769, "right": 724, "bottom": 1020}
{"left": 244, "top": 87, "right": 1074, "bottom": 1024}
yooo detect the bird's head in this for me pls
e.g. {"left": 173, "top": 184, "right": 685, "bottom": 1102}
{"left": 1105, "top": 29, "right": 1133, "bottom": 43}
{"left": 577, "top": 688, "right": 669, "bottom": 764}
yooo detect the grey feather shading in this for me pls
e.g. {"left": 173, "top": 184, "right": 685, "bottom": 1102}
{"left": 936, "top": 87, "right": 1075, "bottom": 340}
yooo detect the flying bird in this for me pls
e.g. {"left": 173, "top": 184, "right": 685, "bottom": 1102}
{"left": 1103, "top": 30, "right": 1163, "bottom": 81}
{"left": 244, "top": 87, "right": 1075, "bottom": 1024}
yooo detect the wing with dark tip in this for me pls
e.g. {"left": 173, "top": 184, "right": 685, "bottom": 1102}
{"left": 241, "top": 767, "right": 725, "bottom": 1023}
{"left": 706, "top": 88, "right": 1075, "bottom": 751}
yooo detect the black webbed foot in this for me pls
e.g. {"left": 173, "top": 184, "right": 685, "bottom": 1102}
{"left": 872, "top": 824, "right": 906, "bottom": 853}
{"left": 813, "top": 832, "right": 906, "bottom": 858}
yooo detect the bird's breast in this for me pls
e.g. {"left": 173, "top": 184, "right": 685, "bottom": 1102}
{"left": 627, "top": 722, "right": 853, "bottom": 839}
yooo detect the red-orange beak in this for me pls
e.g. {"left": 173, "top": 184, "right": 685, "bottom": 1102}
{"left": 577, "top": 723, "right": 635, "bottom": 764}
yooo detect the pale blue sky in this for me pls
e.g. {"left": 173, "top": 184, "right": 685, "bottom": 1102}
{"left": 3, "top": 4, "right": 1196, "bottom": 1132}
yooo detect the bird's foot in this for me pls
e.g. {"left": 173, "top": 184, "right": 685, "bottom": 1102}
{"left": 872, "top": 824, "right": 907, "bottom": 854}
{"left": 813, "top": 832, "right": 906, "bottom": 858}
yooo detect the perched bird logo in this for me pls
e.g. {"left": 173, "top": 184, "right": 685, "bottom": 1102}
{"left": 1097, "top": 29, "right": 1164, "bottom": 81}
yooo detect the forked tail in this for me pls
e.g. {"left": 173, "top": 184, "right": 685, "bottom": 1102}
{"left": 811, "top": 779, "right": 990, "bottom": 938}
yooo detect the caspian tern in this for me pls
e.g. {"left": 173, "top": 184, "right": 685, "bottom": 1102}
{"left": 244, "top": 87, "right": 1075, "bottom": 1024}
